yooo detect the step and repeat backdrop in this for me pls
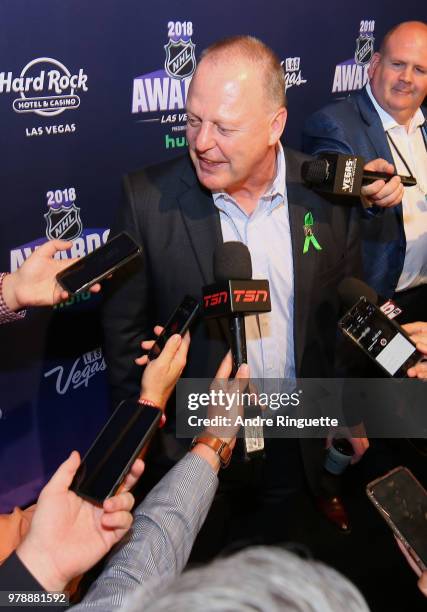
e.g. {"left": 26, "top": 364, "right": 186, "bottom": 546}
{"left": 0, "top": 0, "right": 425, "bottom": 511}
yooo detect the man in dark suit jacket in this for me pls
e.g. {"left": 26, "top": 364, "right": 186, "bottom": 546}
{"left": 103, "top": 36, "right": 363, "bottom": 552}
{"left": 303, "top": 21, "right": 427, "bottom": 319}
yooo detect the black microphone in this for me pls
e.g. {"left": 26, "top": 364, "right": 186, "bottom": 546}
{"left": 203, "top": 241, "right": 271, "bottom": 376}
{"left": 337, "top": 277, "right": 419, "bottom": 377}
{"left": 203, "top": 242, "right": 271, "bottom": 457}
{"left": 338, "top": 277, "right": 403, "bottom": 320}
{"left": 302, "top": 153, "right": 416, "bottom": 198}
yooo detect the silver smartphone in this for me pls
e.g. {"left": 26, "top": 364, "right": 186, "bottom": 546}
{"left": 367, "top": 466, "right": 427, "bottom": 571}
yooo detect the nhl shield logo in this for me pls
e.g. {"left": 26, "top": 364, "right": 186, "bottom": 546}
{"left": 354, "top": 35, "right": 374, "bottom": 65}
{"left": 164, "top": 38, "right": 196, "bottom": 80}
{"left": 44, "top": 204, "right": 83, "bottom": 241}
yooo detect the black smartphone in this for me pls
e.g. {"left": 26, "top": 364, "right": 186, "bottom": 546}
{"left": 339, "top": 297, "right": 422, "bottom": 377}
{"left": 56, "top": 231, "right": 142, "bottom": 295}
{"left": 71, "top": 399, "right": 161, "bottom": 504}
{"left": 367, "top": 466, "right": 427, "bottom": 572}
{"left": 148, "top": 295, "right": 200, "bottom": 360}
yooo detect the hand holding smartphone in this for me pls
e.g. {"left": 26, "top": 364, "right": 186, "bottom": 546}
{"left": 56, "top": 231, "right": 142, "bottom": 295}
{"left": 339, "top": 297, "right": 422, "bottom": 377}
{"left": 367, "top": 466, "right": 427, "bottom": 572}
{"left": 148, "top": 295, "right": 200, "bottom": 360}
{"left": 71, "top": 399, "right": 161, "bottom": 504}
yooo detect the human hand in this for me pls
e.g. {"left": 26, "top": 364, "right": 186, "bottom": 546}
{"left": 16, "top": 450, "right": 142, "bottom": 592}
{"left": 360, "top": 158, "right": 404, "bottom": 208}
{"left": 403, "top": 322, "right": 427, "bottom": 379}
{"left": 137, "top": 327, "right": 190, "bottom": 409}
{"left": 2, "top": 240, "right": 101, "bottom": 310}
{"left": 205, "top": 351, "right": 250, "bottom": 445}
{"left": 326, "top": 423, "right": 369, "bottom": 464}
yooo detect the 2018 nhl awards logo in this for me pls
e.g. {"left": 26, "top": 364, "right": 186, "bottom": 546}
{"left": 164, "top": 38, "right": 196, "bottom": 80}
{"left": 332, "top": 20, "right": 375, "bottom": 94}
{"left": 44, "top": 192, "right": 82, "bottom": 241}
{"left": 132, "top": 21, "right": 196, "bottom": 122}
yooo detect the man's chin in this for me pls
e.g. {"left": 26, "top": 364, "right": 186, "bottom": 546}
{"left": 194, "top": 168, "right": 226, "bottom": 191}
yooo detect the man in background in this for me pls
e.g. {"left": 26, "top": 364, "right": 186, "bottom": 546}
{"left": 303, "top": 21, "right": 427, "bottom": 321}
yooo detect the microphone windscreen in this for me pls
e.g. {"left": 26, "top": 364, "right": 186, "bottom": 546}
{"left": 214, "top": 241, "right": 252, "bottom": 281}
{"left": 301, "top": 159, "right": 329, "bottom": 184}
{"left": 338, "top": 277, "right": 378, "bottom": 309}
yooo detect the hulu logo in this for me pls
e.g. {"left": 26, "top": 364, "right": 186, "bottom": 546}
{"left": 164, "top": 134, "right": 188, "bottom": 149}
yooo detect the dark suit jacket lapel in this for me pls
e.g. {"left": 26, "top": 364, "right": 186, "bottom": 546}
{"left": 285, "top": 149, "right": 318, "bottom": 374}
{"left": 177, "top": 157, "right": 230, "bottom": 342}
{"left": 356, "top": 88, "right": 394, "bottom": 163}
{"left": 177, "top": 157, "right": 222, "bottom": 285}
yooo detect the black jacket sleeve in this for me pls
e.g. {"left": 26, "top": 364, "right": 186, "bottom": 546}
{"left": 0, "top": 552, "right": 64, "bottom": 611}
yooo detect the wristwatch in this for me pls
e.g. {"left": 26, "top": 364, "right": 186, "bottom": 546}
{"left": 190, "top": 434, "right": 232, "bottom": 468}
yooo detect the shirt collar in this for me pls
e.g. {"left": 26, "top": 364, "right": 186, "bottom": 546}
{"left": 212, "top": 142, "right": 286, "bottom": 207}
{"left": 365, "top": 82, "right": 425, "bottom": 134}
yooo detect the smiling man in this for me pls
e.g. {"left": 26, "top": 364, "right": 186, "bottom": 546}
{"left": 303, "top": 21, "right": 427, "bottom": 319}
{"left": 102, "top": 36, "right": 364, "bottom": 552}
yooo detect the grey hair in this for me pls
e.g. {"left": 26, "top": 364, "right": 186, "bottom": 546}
{"left": 126, "top": 546, "right": 370, "bottom": 612}
{"left": 198, "top": 35, "right": 287, "bottom": 110}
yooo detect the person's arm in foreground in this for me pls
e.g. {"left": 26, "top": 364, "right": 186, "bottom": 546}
{"left": 0, "top": 240, "right": 100, "bottom": 323}
{"left": 74, "top": 349, "right": 247, "bottom": 611}
{"left": 0, "top": 456, "right": 142, "bottom": 598}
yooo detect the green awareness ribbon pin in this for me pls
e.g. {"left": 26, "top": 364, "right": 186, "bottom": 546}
{"left": 303, "top": 212, "right": 322, "bottom": 254}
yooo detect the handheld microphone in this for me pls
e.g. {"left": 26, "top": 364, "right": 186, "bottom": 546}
{"left": 302, "top": 153, "right": 416, "bottom": 198}
{"left": 203, "top": 242, "right": 271, "bottom": 375}
{"left": 337, "top": 278, "right": 420, "bottom": 377}
{"left": 203, "top": 242, "right": 271, "bottom": 456}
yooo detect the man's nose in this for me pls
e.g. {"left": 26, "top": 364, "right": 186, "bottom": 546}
{"left": 195, "top": 122, "right": 215, "bottom": 152}
{"left": 399, "top": 65, "right": 413, "bottom": 83}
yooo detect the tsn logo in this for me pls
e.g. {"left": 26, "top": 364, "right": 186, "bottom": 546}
{"left": 204, "top": 289, "right": 269, "bottom": 308}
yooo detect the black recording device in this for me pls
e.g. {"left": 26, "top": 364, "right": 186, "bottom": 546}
{"left": 301, "top": 152, "right": 416, "bottom": 199}
{"left": 338, "top": 278, "right": 422, "bottom": 377}
{"left": 56, "top": 231, "right": 142, "bottom": 295}
{"left": 367, "top": 466, "right": 427, "bottom": 571}
{"left": 71, "top": 399, "right": 161, "bottom": 504}
{"left": 147, "top": 295, "right": 200, "bottom": 360}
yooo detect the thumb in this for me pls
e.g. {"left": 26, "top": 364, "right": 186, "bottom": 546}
{"left": 215, "top": 351, "right": 233, "bottom": 379}
{"left": 40, "top": 239, "right": 73, "bottom": 258}
{"left": 43, "top": 451, "right": 81, "bottom": 494}
{"left": 235, "top": 363, "right": 249, "bottom": 379}
{"left": 364, "top": 157, "right": 395, "bottom": 175}
{"left": 418, "top": 572, "right": 427, "bottom": 597}
{"left": 157, "top": 334, "right": 182, "bottom": 365}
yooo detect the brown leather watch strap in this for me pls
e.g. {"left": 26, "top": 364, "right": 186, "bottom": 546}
{"left": 190, "top": 434, "right": 232, "bottom": 468}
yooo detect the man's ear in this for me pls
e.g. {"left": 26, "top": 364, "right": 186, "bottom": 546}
{"left": 368, "top": 52, "right": 381, "bottom": 80}
{"left": 269, "top": 107, "right": 287, "bottom": 145}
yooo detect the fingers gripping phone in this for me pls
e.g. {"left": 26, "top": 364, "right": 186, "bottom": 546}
{"left": 367, "top": 466, "right": 427, "bottom": 571}
{"left": 339, "top": 297, "right": 422, "bottom": 377}
{"left": 71, "top": 399, "right": 161, "bottom": 504}
{"left": 148, "top": 295, "right": 200, "bottom": 360}
{"left": 56, "top": 231, "right": 142, "bottom": 295}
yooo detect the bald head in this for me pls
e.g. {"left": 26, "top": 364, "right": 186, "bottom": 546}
{"left": 379, "top": 21, "right": 427, "bottom": 55}
{"left": 185, "top": 36, "right": 287, "bottom": 202}
{"left": 197, "top": 35, "right": 286, "bottom": 111}
{"left": 368, "top": 20, "right": 427, "bottom": 126}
